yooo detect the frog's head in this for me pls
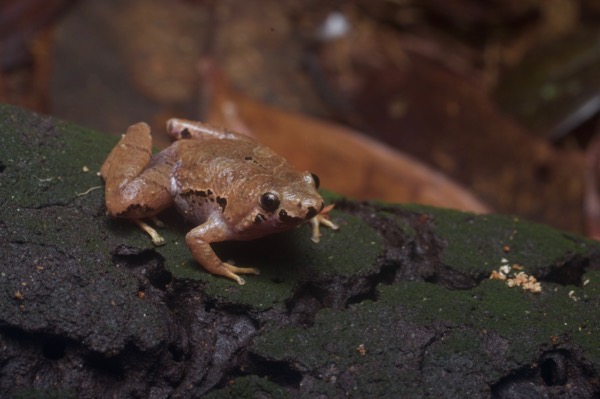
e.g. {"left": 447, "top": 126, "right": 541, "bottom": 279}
{"left": 244, "top": 171, "right": 324, "bottom": 235}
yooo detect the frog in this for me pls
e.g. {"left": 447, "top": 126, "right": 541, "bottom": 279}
{"left": 100, "top": 118, "right": 338, "bottom": 285}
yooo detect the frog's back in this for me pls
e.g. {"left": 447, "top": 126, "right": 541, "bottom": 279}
{"left": 175, "top": 137, "right": 288, "bottom": 172}
{"left": 172, "top": 137, "right": 295, "bottom": 195}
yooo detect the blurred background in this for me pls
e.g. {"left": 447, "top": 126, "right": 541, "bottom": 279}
{"left": 2, "top": 0, "right": 600, "bottom": 237}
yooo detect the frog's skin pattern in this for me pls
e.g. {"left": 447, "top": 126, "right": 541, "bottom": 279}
{"left": 101, "top": 119, "right": 336, "bottom": 284}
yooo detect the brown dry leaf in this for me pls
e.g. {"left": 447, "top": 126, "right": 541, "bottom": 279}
{"left": 201, "top": 60, "right": 489, "bottom": 213}
{"left": 315, "top": 33, "right": 585, "bottom": 233}
{"left": 584, "top": 125, "right": 600, "bottom": 240}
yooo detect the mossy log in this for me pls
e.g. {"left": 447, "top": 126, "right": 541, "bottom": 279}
{"left": 0, "top": 104, "right": 598, "bottom": 398}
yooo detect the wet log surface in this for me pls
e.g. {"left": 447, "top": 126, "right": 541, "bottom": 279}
{"left": 0, "top": 104, "right": 599, "bottom": 398}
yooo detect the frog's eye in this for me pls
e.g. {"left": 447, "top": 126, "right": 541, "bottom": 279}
{"left": 260, "top": 192, "right": 280, "bottom": 212}
{"left": 311, "top": 173, "right": 320, "bottom": 189}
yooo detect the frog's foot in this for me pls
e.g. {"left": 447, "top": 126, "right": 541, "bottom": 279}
{"left": 310, "top": 204, "right": 339, "bottom": 243}
{"left": 134, "top": 219, "right": 166, "bottom": 246}
{"left": 186, "top": 226, "right": 260, "bottom": 285}
{"left": 222, "top": 263, "right": 261, "bottom": 285}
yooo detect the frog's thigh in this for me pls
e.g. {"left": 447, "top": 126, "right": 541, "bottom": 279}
{"left": 101, "top": 123, "right": 170, "bottom": 218}
{"left": 105, "top": 165, "right": 173, "bottom": 218}
{"left": 166, "top": 118, "right": 251, "bottom": 142}
{"left": 101, "top": 123, "right": 152, "bottom": 184}
{"left": 185, "top": 222, "right": 259, "bottom": 285}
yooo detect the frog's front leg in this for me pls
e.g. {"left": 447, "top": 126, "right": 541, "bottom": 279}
{"left": 100, "top": 122, "right": 173, "bottom": 244}
{"left": 185, "top": 216, "right": 260, "bottom": 285}
{"left": 310, "top": 204, "right": 340, "bottom": 243}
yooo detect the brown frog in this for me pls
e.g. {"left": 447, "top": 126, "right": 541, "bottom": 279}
{"left": 101, "top": 119, "right": 338, "bottom": 284}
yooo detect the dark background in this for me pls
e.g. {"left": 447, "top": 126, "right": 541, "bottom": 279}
{"left": 2, "top": 0, "right": 600, "bottom": 235}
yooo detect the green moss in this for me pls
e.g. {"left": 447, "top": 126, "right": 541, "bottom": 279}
{"left": 161, "top": 211, "right": 383, "bottom": 309}
{"left": 0, "top": 106, "right": 114, "bottom": 209}
{"left": 384, "top": 278, "right": 600, "bottom": 364}
{"left": 251, "top": 295, "right": 434, "bottom": 396}
{"left": 378, "top": 209, "right": 418, "bottom": 239}
{"left": 0, "top": 105, "right": 117, "bottom": 256}
{"left": 0, "top": 105, "right": 172, "bottom": 353}
{"left": 402, "top": 204, "right": 594, "bottom": 275}
{"left": 252, "top": 273, "right": 600, "bottom": 395}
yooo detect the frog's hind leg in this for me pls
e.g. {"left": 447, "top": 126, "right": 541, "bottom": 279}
{"left": 101, "top": 122, "right": 173, "bottom": 243}
{"left": 101, "top": 122, "right": 153, "bottom": 197}
{"left": 166, "top": 118, "right": 252, "bottom": 142}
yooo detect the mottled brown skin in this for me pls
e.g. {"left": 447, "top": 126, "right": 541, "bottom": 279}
{"left": 101, "top": 119, "right": 336, "bottom": 284}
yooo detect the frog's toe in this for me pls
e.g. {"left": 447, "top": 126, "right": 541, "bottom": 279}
{"left": 310, "top": 213, "right": 339, "bottom": 243}
{"left": 149, "top": 233, "right": 166, "bottom": 246}
{"left": 234, "top": 275, "right": 246, "bottom": 285}
{"left": 135, "top": 219, "right": 166, "bottom": 245}
{"left": 224, "top": 262, "right": 260, "bottom": 276}
{"left": 219, "top": 262, "right": 260, "bottom": 284}
{"left": 319, "top": 216, "right": 340, "bottom": 230}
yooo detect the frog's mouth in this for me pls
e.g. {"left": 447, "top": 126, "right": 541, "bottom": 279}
{"left": 278, "top": 209, "right": 304, "bottom": 224}
{"left": 278, "top": 205, "right": 320, "bottom": 224}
